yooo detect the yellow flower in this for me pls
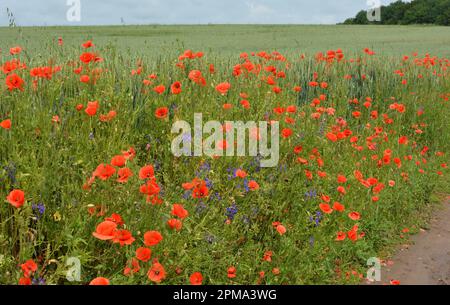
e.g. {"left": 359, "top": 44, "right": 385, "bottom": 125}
{"left": 53, "top": 211, "right": 62, "bottom": 222}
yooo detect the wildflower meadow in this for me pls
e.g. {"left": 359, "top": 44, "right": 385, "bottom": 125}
{"left": 0, "top": 25, "right": 449, "bottom": 286}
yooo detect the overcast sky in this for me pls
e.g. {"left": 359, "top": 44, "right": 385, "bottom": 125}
{"left": 0, "top": 0, "right": 399, "bottom": 26}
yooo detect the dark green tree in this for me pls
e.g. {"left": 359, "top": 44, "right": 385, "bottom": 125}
{"left": 341, "top": 0, "right": 450, "bottom": 25}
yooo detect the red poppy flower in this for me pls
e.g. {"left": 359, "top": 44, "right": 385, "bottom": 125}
{"left": 112, "top": 229, "right": 135, "bottom": 246}
{"left": 276, "top": 224, "right": 286, "bottom": 235}
{"left": 333, "top": 202, "right": 345, "bottom": 212}
{"left": 122, "top": 147, "right": 136, "bottom": 161}
{"left": 6, "top": 189, "right": 25, "bottom": 208}
{"left": 144, "top": 230, "right": 163, "bottom": 246}
{"left": 82, "top": 40, "right": 94, "bottom": 48}
{"left": 171, "top": 204, "right": 189, "bottom": 219}
{"left": 139, "top": 180, "right": 161, "bottom": 203}
{"left": 99, "top": 110, "right": 116, "bottom": 122}
{"left": 143, "top": 79, "right": 153, "bottom": 87}
{"left": 139, "top": 165, "right": 155, "bottom": 180}
{"left": 286, "top": 105, "right": 297, "bottom": 113}
{"left": 281, "top": 128, "right": 293, "bottom": 138}
{"left": 188, "top": 70, "right": 206, "bottom": 86}
{"left": 105, "top": 213, "right": 124, "bottom": 226}
{"left": 321, "top": 194, "right": 331, "bottom": 202}
{"left": 0, "top": 119, "right": 11, "bottom": 130}
{"left": 2, "top": 59, "right": 25, "bottom": 74}
{"left": 167, "top": 218, "right": 182, "bottom": 231}
{"left": 153, "top": 85, "right": 166, "bottom": 95}
{"left": 235, "top": 169, "right": 247, "bottom": 178}
{"left": 89, "top": 277, "right": 110, "bottom": 285}
{"left": 240, "top": 100, "right": 250, "bottom": 109}
{"left": 273, "top": 107, "right": 285, "bottom": 115}
{"left": 136, "top": 247, "right": 152, "bottom": 262}
{"left": 263, "top": 251, "right": 273, "bottom": 262}
{"left": 319, "top": 203, "right": 333, "bottom": 214}
{"left": 266, "top": 77, "right": 276, "bottom": 87}
{"left": 192, "top": 184, "right": 209, "bottom": 199}
{"left": 6, "top": 73, "right": 24, "bottom": 91}
{"left": 272, "top": 86, "right": 282, "bottom": 94}
{"left": 171, "top": 81, "right": 182, "bottom": 94}
{"left": 398, "top": 136, "right": 408, "bottom": 145}
{"left": 227, "top": 266, "right": 237, "bottom": 279}
{"left": 337, "top": 186, "right": 346, "bottom": 195}
{"left": 124, "top": 258, "right": 140, "bottom": 276}
{"left": 80, "top": 75, "right": 90, "bottom": 83}
{"left": 182, "top": 179, "right": 197, "bottom": 190}
{"left": 92, "top": 221, "right": 117, "bottom": 240}
{"left": 80, "top": 52, "right": 95, "bottom": 64}
{"left": 305, "top": 170, "right": 313, "bottom": 180}
{"left": 73, "top": 66, "right": 83, "bottom": 74}
{"left": 51, "top": 115, "right": 60, "bottom": 124}
{"left": 148, "top": 262, "right": 166, "bottom": 283}
{"left": 85, "top": 101, "right": 99, "bottom": 116}
{"left": 293, "top": 146, "right": 303, "bottom": 155}
{"left": 190, "top": 272, "right": 203, "bottom": 285}
{"left": 335, "top": 232, "right": 346, "bottom": 241}
{"left": 93, "top": 163, "right": 116, "bottom": 180}
{"left": 21, "top": 259, "right": 38, "bottom": 278}
{"left": 117, "top": 167, "right": 133, "bottom": 183}
{"left": 317, "top": 170, "right": 327, "bottom": 178}
{"left": 155, "top": 107, "right": 169, "bottom": 119}
{"left": 18, "top": 277, "right": 31, "bottom": 285}
{"left": 347, "top": 225, "right": 359, "bottom": 242}
{"left": 10, "top": 46, "right": 22, "bottom": 55}
{"left": 215, "top": 82, "right": 231, "bottom": 95}
{"left": 326, "top": 132, "right": 338, "bottom": 142}
{"left": 111, "top": 155, "right": 126, "bottom": 167}
{"left": 337, "top": 175, "right": 347, "bottom": 184}
{"left": 248, "top": 180, "right": 260, "bottom": 190}
{"left": 348, "top": 212, "right": 361, "bottom": 221}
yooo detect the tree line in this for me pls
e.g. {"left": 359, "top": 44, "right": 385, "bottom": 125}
{"left": 343, "top": 0, "right": 450, "bottom": 25}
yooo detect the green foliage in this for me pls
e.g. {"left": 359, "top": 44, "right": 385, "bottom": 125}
{"left": 343, "top": 0, "right": 450, "bottom": 25}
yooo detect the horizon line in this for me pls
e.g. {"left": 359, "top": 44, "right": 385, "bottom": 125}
{"left": 1, "top": 23, "right": 345, "bottom": 28}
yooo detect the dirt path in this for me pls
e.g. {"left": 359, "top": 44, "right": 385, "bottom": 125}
{"left": 375, "top": 197, "right": 450, "bottom": 285}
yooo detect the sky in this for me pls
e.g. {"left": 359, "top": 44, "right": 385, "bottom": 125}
{"left": 0, "top": 0, "right": 400, "bottom": 26}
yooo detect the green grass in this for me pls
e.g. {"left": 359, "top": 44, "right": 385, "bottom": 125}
{"left": 0, "top": 25, "right": 449, "bottom": 285}
{"left": 1, "top": 25, "right": 450, "bottom": 57}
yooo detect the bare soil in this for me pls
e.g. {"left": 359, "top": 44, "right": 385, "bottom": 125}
{"left": 375, "top": 197, "right": 450, "bottom": 285}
